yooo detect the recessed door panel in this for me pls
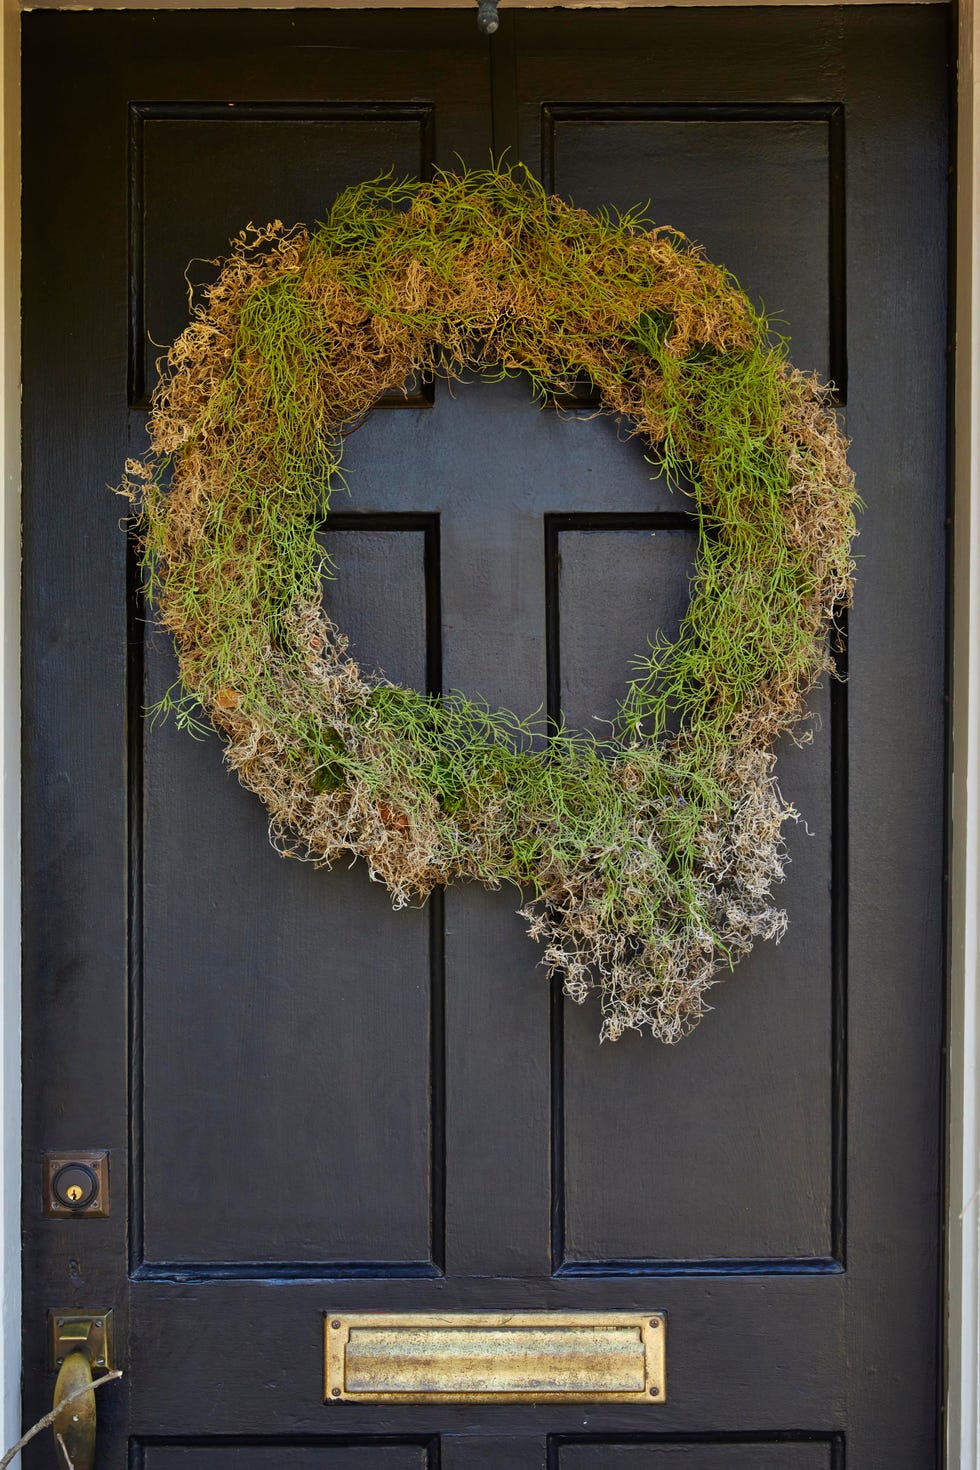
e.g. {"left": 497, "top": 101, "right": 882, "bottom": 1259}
{"left": 140, "top": 1448, "right": 430, "bottom": 1470}
{"left": 542, "top": 107, "right": 839, "bottom": 389}
{"left": 133, "top": 106, "right": 435, "bottom": 406}
{"left": 557, "top": 1444, "right": 833, "bottom": 1469}
{"left": 141, "top": 525, "right": 437, "bottom": 1268}
{"left": 554, "top": 524, "right": 834, "bottom": 1264}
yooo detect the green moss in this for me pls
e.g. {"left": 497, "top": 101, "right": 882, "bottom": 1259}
{"left": 125, "top": 164, "right": 856, "bottom": 1042}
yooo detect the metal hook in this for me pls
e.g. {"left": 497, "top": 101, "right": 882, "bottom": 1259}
{"left": 476, "top": 0, "right": 500, "bottom": 36}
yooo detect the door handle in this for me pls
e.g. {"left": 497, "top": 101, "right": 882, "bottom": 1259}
{"left": 52, "top": 1350, "right": 96, "bottom": 1470}
{"left": 48, "top": 1314, "right": 115, "bottom": 1470}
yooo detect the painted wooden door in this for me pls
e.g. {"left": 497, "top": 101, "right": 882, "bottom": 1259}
{"left": 21, "top": 8, "right": 948, "bottom": 1467}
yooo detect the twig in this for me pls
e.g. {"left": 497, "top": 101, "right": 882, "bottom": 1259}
{"left": 0, "top": 1369, "right": 122, "bottom": 1469}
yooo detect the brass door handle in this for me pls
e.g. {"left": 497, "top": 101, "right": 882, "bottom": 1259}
{"left": 52, "top": 1351, "right": 96, "bottom": 1470}
{"left": 48, "top": 1314, "right": 114, "bottom": 1470}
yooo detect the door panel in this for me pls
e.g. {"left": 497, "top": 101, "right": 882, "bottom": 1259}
{"left": 553, "top": 522, "right": 834, "bottom": 1268}
{"left": 555, "top": 1445, "right": 835, "bottom": 1469}
{"left": 141, "top": 522, "right": 438, "bottom": 1270}
{"left": 22, "top": 8, "right": 947, "bottom": 1468}
{"left": 541, "top": 106, "right": 840, "bottom": 389}
{"left": 139, "top": 1449, "right": 431, "bottom": 1470}
{"left": 134, "top": 104, "right": 436, "bottom": 407}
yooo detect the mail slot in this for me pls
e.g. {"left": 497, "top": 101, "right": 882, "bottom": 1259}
{"left": 324, "top": 1312, "right": 666, "bottom": 1403}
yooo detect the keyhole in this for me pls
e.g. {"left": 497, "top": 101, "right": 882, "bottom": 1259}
{"left": 51, "top": 1162, "right": 99, "bottom": 1211}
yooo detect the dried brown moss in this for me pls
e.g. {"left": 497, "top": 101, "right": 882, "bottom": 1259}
{"left": 121, "top": 166, "right": 857, "bottom": 1043}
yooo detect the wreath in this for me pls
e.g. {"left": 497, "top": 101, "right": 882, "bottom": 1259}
{"left": 122, "top": 166, "right": 856, "bottom": 1043}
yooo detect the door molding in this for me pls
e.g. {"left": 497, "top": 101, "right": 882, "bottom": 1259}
{"left": 4, "top": 1, "right": 974, "bottom": 1464}
{"left": 947, "top": 0, "right": 980, "bottom": 1464}
{"left": 0, "top": 0, "right": 19, "bottom": 1458}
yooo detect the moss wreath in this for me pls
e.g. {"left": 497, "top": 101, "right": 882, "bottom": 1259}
{"left": 121, "top": 166, "right": 857, "bottom": 1044}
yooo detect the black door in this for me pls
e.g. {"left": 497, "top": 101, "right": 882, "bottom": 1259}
{"left": 21, "top": 8, "right": 948, "bottom": 1467}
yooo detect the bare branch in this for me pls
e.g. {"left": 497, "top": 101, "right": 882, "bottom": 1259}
{"left": 0, "top": 1370, "right": 122, "bottom": 1470}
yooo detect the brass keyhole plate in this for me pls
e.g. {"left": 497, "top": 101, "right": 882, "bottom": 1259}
{"left": 47, "top": 1311, "right": 114, "bottom": 1373}
{"left": 43, "top": 1152, "right": 110, "bottom": 1218}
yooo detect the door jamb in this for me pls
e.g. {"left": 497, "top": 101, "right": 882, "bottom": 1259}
{"left": 1, "top": 0, "right": 20, "bottom": 1458}
{"left": 3, "top": 1, "right": 977, "bottom": 1463}
{"left": 946, "top": 0, "right": 980, "bottom": 1464}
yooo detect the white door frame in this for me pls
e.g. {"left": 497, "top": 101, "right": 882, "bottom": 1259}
{"left": 945, "top": 0, "right": 979, "bottom": 1460}
{"left": 3, "top": 0, "right": 976, "bottom": 1461}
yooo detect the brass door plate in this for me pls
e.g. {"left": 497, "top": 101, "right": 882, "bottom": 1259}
{"left": 48, "top": 1311, "right": 114, "bottom": 1372}
{"left": 43, "top": 1152, "right": 110, "bottom": 1218}
{"left": 324, "top": 1311, "right": 666, "bottom": 1404}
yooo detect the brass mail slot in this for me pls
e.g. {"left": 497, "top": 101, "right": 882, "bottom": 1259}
{"left": 324, "top": 1312, "right": 666, "bottom": 1404}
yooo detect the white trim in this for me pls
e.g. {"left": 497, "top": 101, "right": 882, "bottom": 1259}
{"left": 1, "top": 0, "right": 21, "bottom": 1457}
{"left": 948, "top": 0, "right": 980, "bottom": 1462}
{"left": 3, "top": 2, "right": 977, "bottom": 1463}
